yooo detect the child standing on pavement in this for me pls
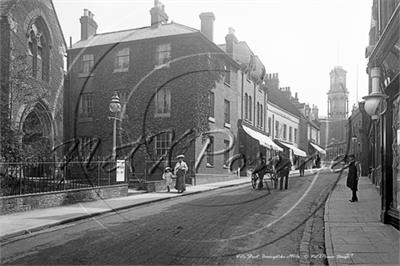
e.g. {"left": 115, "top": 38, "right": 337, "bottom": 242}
{"left": 162, "top": 167, "right": 174, "bottom": 192}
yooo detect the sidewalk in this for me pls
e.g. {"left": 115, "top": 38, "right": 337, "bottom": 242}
{"left": 324, "top": 175, "right": 400, "bottom": 266}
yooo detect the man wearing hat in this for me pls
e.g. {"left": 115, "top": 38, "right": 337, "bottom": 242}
{"left": 174, "top": 155, "right": 188, "bottom": 193}
{"left": 344, "top": 154, "right": 359, "bottom": 202}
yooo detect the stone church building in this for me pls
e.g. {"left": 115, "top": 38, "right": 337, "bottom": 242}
{"left": 0, "top": 0, "right": 66, "bottom": 160}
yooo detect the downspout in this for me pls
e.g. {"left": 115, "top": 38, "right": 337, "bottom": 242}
{"left": 241, "top": 70, "right": 244, "bottom": 119}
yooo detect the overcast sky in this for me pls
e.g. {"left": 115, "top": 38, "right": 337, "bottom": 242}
{"left": 53, "top": 0, "right": 372, "bottom": 117}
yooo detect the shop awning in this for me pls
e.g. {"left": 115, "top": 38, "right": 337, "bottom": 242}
{"left": 276, "top": 141, "right": 307, "bottom": 157}
{"left": 242, "top": 125, "right": 283, "bottom": 151}
{"left": 310, "top": 143, "right": 326, "bottom": 154}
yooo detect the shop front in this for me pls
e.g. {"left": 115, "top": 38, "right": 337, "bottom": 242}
{"left": 238, "top": 121, "right": 282, "bottom": 173}
{"left": 364, "top": 5, "right": 399, "bottom": 229}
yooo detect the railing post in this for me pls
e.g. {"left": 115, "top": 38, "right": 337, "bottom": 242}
{"left": 98, "top": 161, "right": 100, "bottom": 187}
{"left": 19, "top": 162, "right": 22, "bottom": 195}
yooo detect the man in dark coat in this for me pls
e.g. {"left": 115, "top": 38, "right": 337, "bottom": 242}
{"left": 253, "top": 156, "right": 269, "bottom": 189}
{"left": 345, "top": 154, "right": 359, "bottom": 202}
{"left": 314, "top": 154, "right": 321, "bottom": 168}
{"left": 299, "top": 158, "right": 306, "bottom": 176}
{"left": 275, "top": 153, "right": 292, "bottom": 190}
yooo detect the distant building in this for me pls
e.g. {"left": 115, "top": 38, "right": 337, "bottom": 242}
{"left": 0, "top": 0, "right": 66, "bottom": 160}
{"left": 320, "top": 66, "right": 349, "bottom": 159}
{"left": 264, "top": 77, "right": 324, "bottom": 168}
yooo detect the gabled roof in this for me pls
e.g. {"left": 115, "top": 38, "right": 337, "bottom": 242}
{"left": 71, "top": 22, "right": 198, "bottom": 50}
{"left": 267, "top": 88, "right": 301, "bottom": 118}
{"left": 218, "top": 41, "right": 265, "bottom": 78}
{"left": 218, "top": 41, "right": 253, "bottom": 65}
{"left": 0, "top": 0, "right": 18, "bottom": 16}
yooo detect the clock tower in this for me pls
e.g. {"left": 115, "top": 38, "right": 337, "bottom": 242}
{"left": 327, "top": 66, "right": 349, "bottom": 121}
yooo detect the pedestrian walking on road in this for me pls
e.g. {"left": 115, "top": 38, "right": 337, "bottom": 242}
{"left": 344, "top": 154, "right": 359, "bottom": 202}
{"left": 174, "top": 155, "right": 188, "bottom": 193}
{"left": 299, "top": 158, "right": 306, "bottom": 176}
{"left": 162, "top": 167, "right": 174, "bottom": 192}
{"left": 314, "top": 154, "right": 321, "bottom": 168}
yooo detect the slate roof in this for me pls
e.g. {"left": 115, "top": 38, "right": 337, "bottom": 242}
{"left": 267, "top": 88, "right": 302, "bottom": 118}
{"left": 0, "top": 0, "right": 18, "bottom": 16}
{"left": 71, "top": 22, "right": 199, "bottom": 50}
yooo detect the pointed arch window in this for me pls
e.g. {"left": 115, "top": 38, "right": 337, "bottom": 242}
{"left": 27, "top": 19, "right": 50, "bottom": 81}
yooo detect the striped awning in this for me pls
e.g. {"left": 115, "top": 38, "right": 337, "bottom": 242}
{"left": 310, "top": 143, "right": 326, "bottom": 154}
{"left": 276, "top": 141, "right": 307, "bottom": 157}
{"left": 242, "top": 125, "right": 283, "bottom": 151}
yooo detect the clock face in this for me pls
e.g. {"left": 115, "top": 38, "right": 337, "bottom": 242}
{"left": 339, "top": 76, "right": 344, "bottom": 83}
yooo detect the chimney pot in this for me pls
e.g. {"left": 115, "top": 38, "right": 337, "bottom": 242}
{"left": 84, "top": 9, "right": 89, "bottom": 16}
{"left": 228, "top": 27, "right": 235, "bottom": 35}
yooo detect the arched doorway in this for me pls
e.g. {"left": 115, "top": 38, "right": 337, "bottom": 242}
{"left": 21, "top": 103, "right": 53, "bottom": 161}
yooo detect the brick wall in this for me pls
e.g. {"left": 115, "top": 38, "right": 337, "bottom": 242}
{"left": 0, "top": 184, "right": 128, "bottom": 215}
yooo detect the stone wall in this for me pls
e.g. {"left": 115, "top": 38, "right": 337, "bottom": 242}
{"left": 0, "top": 184, "right": 128, "bottom": 215}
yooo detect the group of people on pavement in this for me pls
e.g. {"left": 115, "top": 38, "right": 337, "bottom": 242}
{"left": 162, "top": 155, "right": 188, "bottom": 193}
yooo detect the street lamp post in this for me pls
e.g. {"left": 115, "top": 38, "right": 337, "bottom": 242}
{"left": 109, "top": 92, "right": 121, "bottom": 161}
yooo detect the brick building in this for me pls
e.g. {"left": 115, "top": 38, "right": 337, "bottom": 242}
{"left": 64, "top": 1, "right": 242, "bottom": 184}
{"left": 0, "top": 0, "right": 66, "bottom": 160}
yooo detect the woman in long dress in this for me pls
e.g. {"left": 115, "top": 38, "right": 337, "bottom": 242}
{"left": 174, "top": 155, "right": 188, "bottom": 193}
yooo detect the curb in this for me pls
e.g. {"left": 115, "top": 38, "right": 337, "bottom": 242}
{"left": 1, "top": 181, "right": 248, "bottom": 243}
{"left": 324, "top": 193, "right": 337, "bottom": 266}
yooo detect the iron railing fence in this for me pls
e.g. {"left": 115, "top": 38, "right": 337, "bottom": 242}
{"left": 0, "top": 160, "right": 129, "bottom": 197}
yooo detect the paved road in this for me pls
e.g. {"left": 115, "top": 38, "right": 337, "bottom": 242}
{"left": 1, "top": 169, "right": 340, "bottom": 265}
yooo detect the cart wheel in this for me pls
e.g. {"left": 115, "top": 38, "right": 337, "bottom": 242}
{"left": 251, "top": 174, "right": 258, "bottom": 189}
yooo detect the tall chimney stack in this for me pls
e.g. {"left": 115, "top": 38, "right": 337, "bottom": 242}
{"left": 199, "top": 12, "right": 215, "bottom": 41}
{"left": 225, "top": 27, "right": 238, "bottom": 58}
{"left": 80, "top": 9, "right": 98, "bottom": 41}
{"left": 265, "top": 73, "right": 280, "bottom": 90}
{"left": 150, "top": 0, "right": 168, "bottom": 29}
